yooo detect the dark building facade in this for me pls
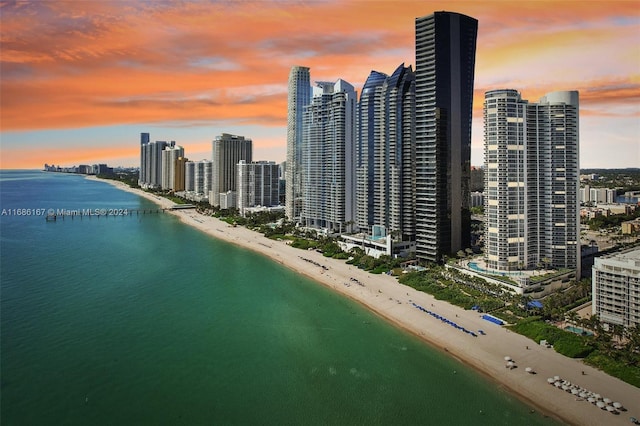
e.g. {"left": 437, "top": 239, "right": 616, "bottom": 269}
{"left": 415, "top": 11, "right": 478, "bottom": 262}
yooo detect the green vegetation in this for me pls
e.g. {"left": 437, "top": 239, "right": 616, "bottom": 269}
{"left": 98, "top": 171, "right": 139, "bottom": 188}
{"left": 584, "top": 351, "right": 640, "bottom": 389}
{"left": 346, "top": 248, "right": 405, "bottom": 274}
{"left": 508, "top": 317, "right": 595, "bottom": 358}
{"left": 398, "top": 267, "right": 509, "bottom": 312}
{"left": 581, "top": 168, "right": 640, "bottom": 191}
{"left": 587, "top": 208, "right": 640, "bottom": 230}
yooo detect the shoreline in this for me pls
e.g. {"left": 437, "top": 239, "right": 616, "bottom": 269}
{"left": 91, "top": 176, "right": 640, "bottom": 426}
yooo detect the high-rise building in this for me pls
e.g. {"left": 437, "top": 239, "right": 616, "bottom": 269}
{"left": 139, "top": 135, "right": 167, "bottom": 189}
{"left": 174, "top": 157, "right": 187, "bottom": 192}
{"left": 356, "top": 64, "right": 416, "bottom": 242}
{"left": 161, "top": 142, "right": 185, "bottom": 191}
{"left": 210, "top": 133, "right": 252, "bottom": 207}
{"left": 237, "top": 160, "right": 280, "bottom": 215}
{"left": 194, "top": 159, "right": 212, "bottom": 197}
{"left": 185, "top": 161, "right": 195, "bottom": 192}
{"left": 592, "top": 248, "right": 640, "bottom": 328}
{"left": 415, "top": 11, "right": 478, "bottom": 262}
{"left": 150, "top": 141, "right": 168, "bottom": 188}
{"left": 483, "top": 89, "right": 580, "bottom": 274}
{"left": 139, "top": 132, "right": 150, "bottom": 186}
{"left": 301, "top": 79, "right": 357, "bottom": 233}
{"left": 285, "top": 66, "right": 311, "bottom": 222}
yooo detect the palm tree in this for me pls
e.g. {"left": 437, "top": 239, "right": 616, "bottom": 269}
{"left": 565, "top": 310, "right": 580, "bottom": 330}
{"left": 611, "top": 324, "right": 625, "bottom": 346}
{"left": 623, "top": 325, "right": 640, "bottom": 366}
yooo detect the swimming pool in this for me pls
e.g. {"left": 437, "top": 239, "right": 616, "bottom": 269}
{"left": 467, "top": 261, "right": 523, "bottom": 276}
{"left": 564, "top": 325, "right": 594, "bottom": 336}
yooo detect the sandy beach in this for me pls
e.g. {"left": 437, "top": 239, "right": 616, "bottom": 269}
{"left": 93, "top": 176, "right": 640, "bottom": 425}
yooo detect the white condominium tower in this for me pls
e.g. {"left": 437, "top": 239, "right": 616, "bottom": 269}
{"left": 357, "top": 64, "right": 416, "bottom": 241}
{"left": 285, "top": 66, "right": 311, "bottom": 223}
{"left": 184, "top": 159, "right": 212, "bottom": 195}
{"left": 195, "top": 160, "right": 212, "bottom": 196}
{"left": 483, "top": 90, "right": 580, "bottom": 274}
{"left": 161, "top": 142, "right": 185, "bottom": 191}
{"left": 415, "top": 12, "right": 478, "bottom": 263}
{"left": 139, "top": 134, "right": 168, "bottom": 189}
{"left": 210, "top": 133, "right": 252, "bottom": 207}
{"left": 301, "top": 79, "right": 357, "bottom": 233}
{"left": 592, "top": 248, "right": 640, "bottom": 328}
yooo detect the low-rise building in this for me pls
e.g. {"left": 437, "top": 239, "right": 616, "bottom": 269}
{"left": 622, "top": 218, "right": 640, "bottom": 235}
{"left": 592, "top": 247, "right": 640, "bottom": 328}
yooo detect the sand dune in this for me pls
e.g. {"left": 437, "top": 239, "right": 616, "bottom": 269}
{"left": 94, "top": 176, "right": 640, "bottom": 426}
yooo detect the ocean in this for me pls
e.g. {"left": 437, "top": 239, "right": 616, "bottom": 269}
{"left": 0, "top": 170, "right": 559, "bottom": 425}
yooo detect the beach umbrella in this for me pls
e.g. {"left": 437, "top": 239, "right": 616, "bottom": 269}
{"left": 525, "top": 367, "right": 533, "bottom": 373}
{"left": 613, "top": 402, "right": 623, "bottom": 409}
{"left": 553, "top": 375, "right": 560, "bottom": 381}
{"left": 594, "top": 393, "right": 602, "bottom": 400}
{"left": 504, "top": 356, "right": 511, "bottom": 362}
{"left": 596, "top": 401, "right": 606, "bottom": 409}
{"left": 606, "top": 406, "right": 616, "bottom": 413}
{"left": 547, "top": 378, "right": 555, "bottom": 384}
{"left": 562, "top": 385, "right": 569, "bottom": 391}
{"left": 555, "top": 382, "right": 562, "bottom": 388}
{"left": 571, "top": 388, "right": 579, "bottom": 395}
{"left": 579, "top": 392, "right": 588, "bottom": 398}
{"left": 604, "top": 398, "right": 612, "bottom": 404}
{"left": 588, "top": 397, "right": 596, "bottom": 404}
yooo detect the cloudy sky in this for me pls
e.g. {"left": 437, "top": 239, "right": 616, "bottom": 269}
{"left": 1, "top": 0, "right": 638, "bottom": 169}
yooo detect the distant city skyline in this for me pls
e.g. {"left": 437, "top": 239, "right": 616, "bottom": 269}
{"left": 1, "top": 1, "right": 638, "bottom": 169}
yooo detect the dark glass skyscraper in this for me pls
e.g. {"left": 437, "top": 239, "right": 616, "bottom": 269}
{"left": 415, "top": 11, "right": 478, "bottom": 262}
{"left": 356, "top": 64, "right": 416, "bottom": 242}
{"left": 285, "top": 66, "right": 311, "bottom": 223}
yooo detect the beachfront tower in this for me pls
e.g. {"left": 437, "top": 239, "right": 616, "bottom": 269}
{"left": 237, "top": 160, "right": 280, "bottom": 216}
{"left": 415, "top": 11, "right": 478, "bottom": 263}
{"left": 483, "top": 90, "right": 580, "bottom": 275}
{"left": 592, "top": 247, "right": 640, "bottom": 328}
{"left": 210, "top": 133, "right": 252, "bottom": 207}
{"left": 356, "top": 64, "right": 416, "bottom": 242}
{"left": 139, "top": 132, "right": 150, "bottom": 186}
{"left": 161, "top": 142, "right": 185, "bottom": 191}
{"left": 286, "top": 66, "right": 311, "bottom": 223}
{"left": 139, "top": 139, "right": 168, "bottom": 189}
{"left": 301, "top": 79, "right": 357, "bottom": 233}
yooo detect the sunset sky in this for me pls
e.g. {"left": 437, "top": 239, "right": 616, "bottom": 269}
{"left": 1, "top": 0, "right": 638, "bottom": 169}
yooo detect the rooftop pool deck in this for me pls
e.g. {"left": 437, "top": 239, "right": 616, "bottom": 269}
{"left": 467, "top": 261, "right": 525, "bottom": 276}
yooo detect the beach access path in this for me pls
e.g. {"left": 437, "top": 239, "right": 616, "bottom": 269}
{"left": 93, "top": 177, "right": 640, "bottom": 426}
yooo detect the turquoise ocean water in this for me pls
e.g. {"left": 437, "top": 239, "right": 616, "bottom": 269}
{"left": 0, "top": 170, "right": 559, "bottom": 425}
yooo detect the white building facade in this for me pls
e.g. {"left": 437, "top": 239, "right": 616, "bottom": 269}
{"left": 300, "top": 79, "right": 357, "bottom": 233}
{"left": 592, "top": 248, "right": 640, "bottom": 328}
{"left": 139, "top": 136, "right": 168, "bottom": 189}
{"left": 483, "top": 90, "right": 580, "bottom": 274}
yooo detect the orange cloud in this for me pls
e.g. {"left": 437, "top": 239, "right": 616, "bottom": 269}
{"left": 1, "top": 1, "right": 638, "bottom": 169}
